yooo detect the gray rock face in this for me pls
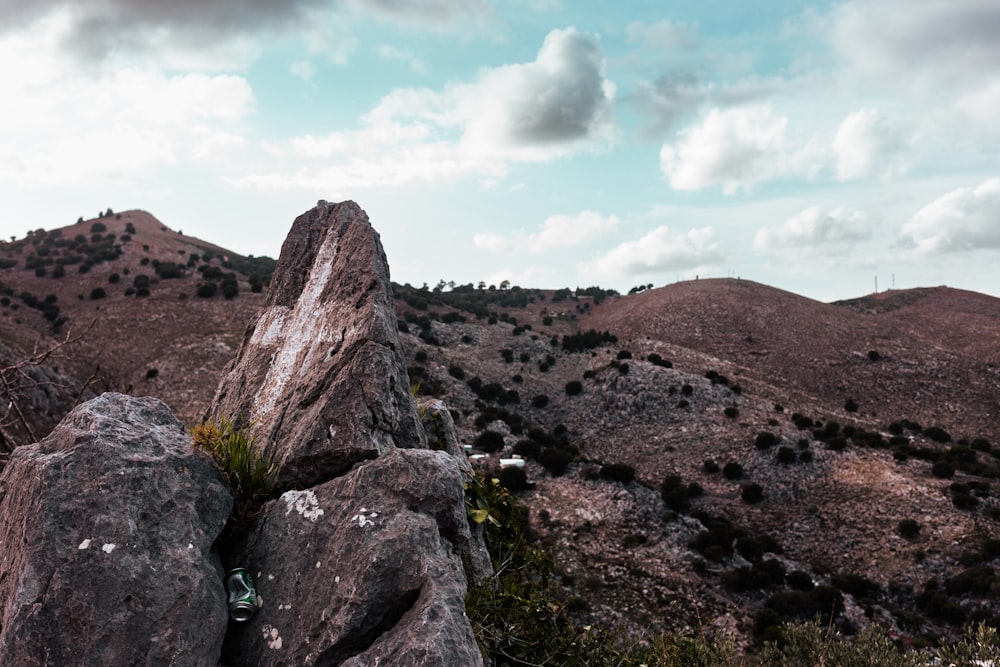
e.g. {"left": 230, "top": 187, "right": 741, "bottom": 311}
{"left": 0, "top": 393, "right": 232, "bottom": 666}
{"left": 211, "top": 200, "right": 425, "bottom": 488}
{"left": 223, "top": 449, "right": 482, "bottom": 666}
{"left": 211, "top": 201, "right": 484, "bottom": 666}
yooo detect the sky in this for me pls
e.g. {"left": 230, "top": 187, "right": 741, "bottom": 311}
{"left": 2, "top": 0, "right": 999, "bottom": 302}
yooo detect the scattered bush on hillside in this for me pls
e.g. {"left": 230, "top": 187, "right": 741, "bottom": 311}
{"left": 565, "top": 380, "right": 583, "bottom": 396}
{"left": 932, "top": 461, "right": 955, "bottom": 478}
{"left": 924, "top": 426, "right": 953, "bottom": 443}
{"left": 474, "top": 430, "right": 505, "bottom": 453}
{"left": 531, "top": 394, "right": 549, "bottom": 409}
{"left": 724, "top": 406, "right": 739, "bottom": 419}
{"left": 538, "top": 447, "right": 572, "bottom": 476}
{"left": 741, "top": 483, "right": 765, "bottom": 504}
{"left": 844, "top": 398, "right": 859, "bottom": 412}
{"left": 89, "top": 287, "right": 106, "bottom": 300}
{"left": 145, "top": 368, "right": 159, "bottom": 379}
{"left": 196, "top": 282, "right": 217, "bottom": 298}
{"left": 561, "top": 329, "right": 617, "bottom": 353}
{"left": 599, "top": 463, "right": 635, "bottom": 485}
{"left": 647, "top": 353, "right": 673, "bottom": 368}
{"left": 723, "top": 462, "right": 744, "bottom": 480}
{"left": 704, "top": 459, "right": 720, "bottom": 474}
{"left": 776, "top": 446, "right": 797, "bottom": 465}
{"left": 755, "top": 432, "right": 778, "bottom": 449}
{"left": 221, "top": 275, "right": 239, "bottom": 299}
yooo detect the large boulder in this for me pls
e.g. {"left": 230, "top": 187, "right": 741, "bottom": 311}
{"left": 222, "top": 448, "right": 483, "bottom": 666}
{"left": 0, "top": 393, "right": 232, "bottom": 666}
{"left": 212, "top": 201, "right": 485, "bottom": 666}
{"left": 211, "top": 200, "right": 426, "bottom": 488}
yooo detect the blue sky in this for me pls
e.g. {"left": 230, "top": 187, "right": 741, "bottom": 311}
{"left": 2, "top": 0, "right": 999, "bottom": 301}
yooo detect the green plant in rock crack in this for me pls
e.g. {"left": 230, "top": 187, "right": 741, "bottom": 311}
{"left": 191, "top": 417, "right": 280, "bottom": 530}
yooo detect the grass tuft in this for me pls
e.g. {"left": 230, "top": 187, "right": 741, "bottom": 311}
{"left": 192, "top": 417, "right": 279, "bottom": 529}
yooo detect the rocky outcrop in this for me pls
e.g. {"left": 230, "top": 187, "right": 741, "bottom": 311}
{"left": 211, "top": 200, "right": 425, "bottom": 488}
{"left": 0, "top": 393, "right": 232, "bottom": 666}
{"left": 212, "top": 201, "right": 485, "bottom": 666}
{"left": 222, "top": 449, "right": 482, "bottom": 666}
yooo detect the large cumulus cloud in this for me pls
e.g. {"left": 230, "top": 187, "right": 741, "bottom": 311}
{"left": 901, "top": 178, "right": 1000, "bottom": 253}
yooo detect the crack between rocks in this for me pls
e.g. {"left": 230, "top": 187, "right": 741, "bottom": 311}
{"left": 313, "top": 586, "right": 422, "bottom": 666}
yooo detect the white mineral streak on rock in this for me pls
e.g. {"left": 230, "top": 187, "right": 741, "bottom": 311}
{"left": 101, "top": 543, "right": 115, "bottom": 554}
{"left": 281, "top": 489, "right": 325, "bottom": 521}
{"left": 77, "top": 539, "right": 91, "bottom": 550}
{"left": 262, "top": 625, "right": 283, "bottom": 650}
{"left": 251, "top": 226, "right": 341, "bottom": 423}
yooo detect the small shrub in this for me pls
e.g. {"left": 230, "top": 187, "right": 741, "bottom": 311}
{"left": 704, "top": 459, "right": 720, "bottom": 474}
{"left": 197, "top": 282, "right": 218, "bottom": 298}
{"left": 145, "top": 368, "right": 159, "bottom": 380}
{"left": 564, "top": 380, "right": 583, "bottom": 396}
{"left": 844, "top": 398, "right": 859, "bottom": 412}
{"left": 755, "top": 432, "right": 778, "bottom": 449}
{"left": 924, "top": 426, "right": 953, "bottom": 443}
{"left": 538, "top": 447, "right": 572, "bottom": 476}
{"left": 724, "top": 406, "right": 739, "bottom": 419}
{"left": 497, "top": 466, "right": 530, "bottom": 492}
{"left": 447, "top": 364, "right": 465, "bottom": 380}
{"left": 722, "top": 462, "right": 744, "bottom": 480}
{"left": 932, "top": 461, "right": 955, "bottom": 478}
{"left": 89, "top": 287, "right": 106, "bottom": 300}
{"left": 474, "top": 431, "right": 506, "bottom": 453}
{"left": 741, "top": 483, "right": 765, "bottom": 504}
{"left": 776, "top": 446, "right": 797, "bottom": 465}
{"left": 897, "top": 519, "right": 921, "bottom": 539}
{"left": 599, "top": 463, "right": 635, "bottom": 484}
{"left": 531, "top": 394, "right": 549, "bottom": 409}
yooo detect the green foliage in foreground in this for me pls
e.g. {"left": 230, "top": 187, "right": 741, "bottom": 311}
{"left": 463, "top": 471, "right": 742, "bottom": 666}
{"left": 191, "top": 417, "right": 279, "bottom": 529}
{"left": 464, "top": 471, "right": 1000, "bottom": 666}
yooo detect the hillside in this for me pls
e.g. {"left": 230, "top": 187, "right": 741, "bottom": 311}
{"left": 1, "top": 211, "right": 998, "bottom": 652}
{"left": 0, "top": 210, "right": 273, "bottom": 434}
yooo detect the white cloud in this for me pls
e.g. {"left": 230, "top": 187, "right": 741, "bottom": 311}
{"left": 377, "top": 45, "right": 429, "bottom": 74}
{"left": 830, "top": 0, "right": 1000, "bottom": 94}
{"left": 527, "top": 211, "right": 619, "bottom": 252}
{"left": 580, "top": 226, "right": 723, "bottom": 279}
{"left": 347, "top": 0, "right": 496, "bottom": 33}
{"left": 473, "top": 232, "right": 509, "bottom": 252}
{"left": 625, "top": 20, "right": 698, "bottom": 50}
{"left": 630, "top": 73, "right": 706, "bottom": 137}
{"left": 901, "top": 178, "right": 1000, "bottom": 253}
{"left": 290, "top": 60, "right": 316, "bottom": 83}
{"left": 0, "top": 16, "right": 254, "bottom": 187}
{"left": 473, "top": 211, "right": 619, "bottom": 254}
{"left": 754, "top": 206, "right": 872, "bottom": 251}
{"left": 237, "top": 28, "right": 617, "bottom": 190}
{"left": 832, "top": 109, "right": 909, "bottom": 181}
{"left": 659, "top": 105, "right": 789, "bottom": 194}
